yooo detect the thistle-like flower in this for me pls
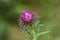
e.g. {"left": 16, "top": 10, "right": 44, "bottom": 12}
{"left": 18, "top": 10, "right": 50, "bottom": 40}
{"left": 18, "top": 10, "right": 40, "bottom": 29}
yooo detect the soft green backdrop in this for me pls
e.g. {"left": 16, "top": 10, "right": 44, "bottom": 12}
{"left": 0, "top": 0, "right": 60, "bottom": 40}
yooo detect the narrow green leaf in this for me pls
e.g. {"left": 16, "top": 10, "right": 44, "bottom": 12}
{"left": 37, "top": 31, "right": 50, "bottom": 37}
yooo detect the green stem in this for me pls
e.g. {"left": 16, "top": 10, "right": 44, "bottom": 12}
{"left": 32, "top": 26, "right": 37, "bottom": 40}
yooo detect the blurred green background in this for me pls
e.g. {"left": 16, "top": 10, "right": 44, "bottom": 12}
{"left": 0, "top": 0, "right": 60, "bottom": 40}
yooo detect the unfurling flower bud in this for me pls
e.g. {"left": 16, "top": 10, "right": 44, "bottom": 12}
{"left": 21, "top": 10, "right": 33, "bottom": 24}
{"left": 18, "top": 10, "right": 40, "bottom": 28}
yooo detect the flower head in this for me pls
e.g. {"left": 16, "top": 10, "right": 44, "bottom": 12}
{"left": 19, "top": 10, "right": 40, "bottom": 28}
{"left": 21, "top": 10, "right": 33, "bottom": 24}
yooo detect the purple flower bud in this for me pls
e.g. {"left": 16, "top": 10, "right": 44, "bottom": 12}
{"left": 19, "top": 10, "right": 40, "bottom": 28}
{"left": 21, "top": 10, "right": 33, "bottom": 23}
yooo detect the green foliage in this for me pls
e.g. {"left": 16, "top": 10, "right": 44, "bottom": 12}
{"left": 0, "top": 0, "right": 60, "bottom": 40}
